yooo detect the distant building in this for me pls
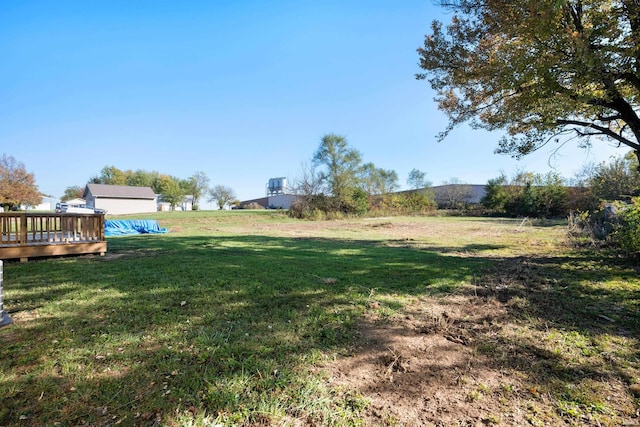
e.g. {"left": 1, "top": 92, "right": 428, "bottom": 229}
{"left": 431, "top": 184, "right": 487, "bottom": 207}
{"left": 157, "top": 195, "right": 194, "bottom": 211}
{"left": 83, "top": 184, "right": 157, "bottom": 215}
{"left": 237, "top": 177, "right": 296, "bottom": 209}
{"left": 239, "top": 194, "right": 297, "bottom": 209}
{"left": 266, "top": 177, "right": 288, "bottom": 196}
{"left": 21, "top": 195, "right": 58, "bottom": 211}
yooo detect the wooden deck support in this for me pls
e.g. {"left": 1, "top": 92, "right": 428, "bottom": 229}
{"left": 0, "top": 212, "right": 107, "bottom": 262}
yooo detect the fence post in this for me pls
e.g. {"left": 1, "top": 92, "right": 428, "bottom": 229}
{"left": 0, "top": 260, "right": 13, "bottom": 327}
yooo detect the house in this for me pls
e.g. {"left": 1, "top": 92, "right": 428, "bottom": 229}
{"left": 83, "top": 184, "right": 157, "bottom": 215}
{"left": 157, "top": 195, "right": 194, "bottom": 211}
{"left": 21, "top": 195, "right": 59, "bottom": 211}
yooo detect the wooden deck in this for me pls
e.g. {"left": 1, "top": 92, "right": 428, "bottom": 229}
{"left": 0, "top": 212, "right": 107, "bottom": 262}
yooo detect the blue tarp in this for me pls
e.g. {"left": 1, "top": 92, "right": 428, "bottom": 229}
{"left": 104, "top": 220, "right": 168, "bottom": 236}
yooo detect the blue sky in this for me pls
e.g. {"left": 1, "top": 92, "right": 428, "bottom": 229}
{"left": 1, "top": 1, "right": 627, "bottom": 204}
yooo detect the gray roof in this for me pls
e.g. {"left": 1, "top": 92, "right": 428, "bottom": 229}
{"left": 84, "top": 184, "right": 156, "bottom": 200}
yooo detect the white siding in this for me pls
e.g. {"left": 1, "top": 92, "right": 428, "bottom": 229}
{"left": 94, "top": 198, "right": 157, "bottom": 215}
{"left": 267, "top": 194, "right": 296, "bottom": 209}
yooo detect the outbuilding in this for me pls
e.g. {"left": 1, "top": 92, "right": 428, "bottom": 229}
{"left": 83, "top": 184, "right": 157, "bottom": 215}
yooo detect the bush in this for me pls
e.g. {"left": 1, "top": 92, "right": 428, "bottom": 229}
{"left": 613, "top": 198, "right": 640, "bottom": 257}
{"left": 368, "top": 191, "right": 436, "bottom": 215}
{"left": 288, "top": 195, "right": 330, "bottom": 219}
{"left": 567, "top": 199, "right": 640, "bottom": 258}
{"left": 567, "top": 210, "right": 612, "bottom": 246}
{"left": 343, "top": 188, "right": 369, "bottom": 216}
{"left": 482, "top": 171, "right": 570, "bottom": 218}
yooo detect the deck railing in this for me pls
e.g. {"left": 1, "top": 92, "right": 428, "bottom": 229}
{"left": 0, "top": 212, "right": 106, "bottom": 261}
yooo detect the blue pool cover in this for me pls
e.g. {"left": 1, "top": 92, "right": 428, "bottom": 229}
{"left": 104, "top": 220, "right": 168, "bottom": 236}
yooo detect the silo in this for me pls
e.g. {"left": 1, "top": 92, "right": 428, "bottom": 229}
{"left": 267, "top": 177, "right": 287, "bottom": 196}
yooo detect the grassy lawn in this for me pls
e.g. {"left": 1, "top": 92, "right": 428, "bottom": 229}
{"left": 0, "top": 211, "right": 638, "bottom": 426}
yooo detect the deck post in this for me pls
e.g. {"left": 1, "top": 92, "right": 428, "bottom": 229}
{"left": 20, "top": 213, "right": 27, "bottom": 247}
{"left": 0, "top": 260, "right": 12, "bottom": 327}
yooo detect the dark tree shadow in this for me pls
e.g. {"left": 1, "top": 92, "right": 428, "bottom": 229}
{"left": 0, "top": 232, "right": 638, "bottom": 425}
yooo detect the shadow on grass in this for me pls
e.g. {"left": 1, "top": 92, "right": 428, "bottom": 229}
{"left": 347, "top": 251, "right": 640, "bottom": 424}
{"left": 477, "top": 254, "right": 640, "bottom": 386}
{"left": 0, "top": 233, "right": 638, "bottom": 425}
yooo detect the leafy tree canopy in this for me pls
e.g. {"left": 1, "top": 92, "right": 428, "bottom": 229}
{"left": 0, "top": 154, "right": 41, "bottom": 210}
{"left": 208, "top": 185, "right": 237, "bottom": 210}
{"left": 407, "top": 168, "right": 431, "bottom": 190}
{"left": 589, "top": 151, "right": 640, "bottom": 200}
{"left": 417, "top": 0, "right": 640, "bottom": 163}
{"left": 482, "top": 170, "right": 569, "bottom": 217}
{"left": 156, "top": 175, "right": 187, "bottom": 210}
{"left": 186, "top": 171, "right": 210, "bottom": 210}
{"left": 313, "top": 134, "right": 363, "bottom": 200}
{"left": 359, "top": 163, "right": 399, "bottom": 195}
{"left": 61, "top": 186, "right": 84, "bottom": 202}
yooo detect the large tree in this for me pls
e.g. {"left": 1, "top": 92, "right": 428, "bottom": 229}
{"left": 417, "top": 0, "right": 640, "bottom": 164}
{"left": 0, "top": 154, "right": 41, "bottom": 210}
{"left": 61, "top": 186, "right": 84, "bottom": 202}
{"left": 293, "top": 162, "right": 325, "bottom": 197}
{"left": 156, "top": 175, "right": 186, "bottom": 210}
{"left": 407, "top": 168, "right": 431, "bottom": 190}
{"left": 126, "top": 169, "right": 160, "bottom": 189}
{"left": 186, "top": 171, "right": 210, "bottom": 210}
{"left": 90, "top": 166, "right": 128, "bottom": 186}
{"left": 359, "top": 163, "right": 400, "bottom": 195}
{"left": 313, "top": 133, "right": 362, "bottom": 201}
{"left": 208, "top": 185, "right": 237, "bottom": 210}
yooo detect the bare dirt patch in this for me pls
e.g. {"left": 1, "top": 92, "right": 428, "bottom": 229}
{"left": 325, "top": 285, "right": 639, "bottom": 426}
{"left": 326, "top": 294, "right": 521, "bottom": 426}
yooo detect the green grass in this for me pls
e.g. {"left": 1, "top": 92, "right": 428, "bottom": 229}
{"left": 0, "top": 211, "right": 638, "bottom": 426}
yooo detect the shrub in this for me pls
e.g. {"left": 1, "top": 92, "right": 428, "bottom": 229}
{"left": 483, "top": 171, "right": 570, "bottom": 218}
{"left": 613, "top": 198, "right": 640, "bottom": 257}
{"left": 567, "top": 209, "right": 612, "bottom": 246}
{"left": 343, "top": 188, "right": 369, "bottom": 216}
{"left": 288, "top": 195, "right": 330, "bottom": 219}
{"left": 368, "top": 191, "right": 436, "bottom": 215}
{"left": 567, "top": 199, "right": 640, "bottom": 258}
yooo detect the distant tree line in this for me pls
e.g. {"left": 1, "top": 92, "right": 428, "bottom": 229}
{"left": 481, "top": 152, "right": 640, "bottom": 218}
{"left": 1, "top": 144, "right": 637, "bottom": 222}
{"left": 65, "top": 166, "right": 237, "bottom": 210}
{"left": 288, "top": 134, "right": 640, "bottom": 221}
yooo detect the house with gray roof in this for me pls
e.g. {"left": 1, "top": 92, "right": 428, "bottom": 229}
{"left": 83, "top": 184, "right": 157, "bottom": 215}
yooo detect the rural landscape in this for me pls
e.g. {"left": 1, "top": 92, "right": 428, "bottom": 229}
{"left": 1, "top": 210, "right": 639, "bottom": 426}
{"left": 3, "top": 1, "right": 640, "bottom": 426}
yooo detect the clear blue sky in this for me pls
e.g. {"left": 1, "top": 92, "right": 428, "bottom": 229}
{"left": 1, "top": 1, "right": 627, "bottom": 204}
